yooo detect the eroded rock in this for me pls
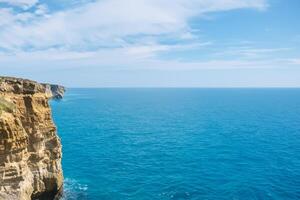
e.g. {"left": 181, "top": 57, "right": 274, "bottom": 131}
{"left": 0, "top": 77, "right": 64, "bottom": 200}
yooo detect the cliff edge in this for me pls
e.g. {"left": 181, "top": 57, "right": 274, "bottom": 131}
{"left": 0, "top": 77, "right": 64, "bottom": 200}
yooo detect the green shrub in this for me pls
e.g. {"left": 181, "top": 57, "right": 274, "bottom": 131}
{"left": 0, "top": 97, "right": 15, "bottom": 114}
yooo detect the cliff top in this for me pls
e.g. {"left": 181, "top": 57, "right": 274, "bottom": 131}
{"left": 0, "top": 76, "right": 65, "bottom": 98}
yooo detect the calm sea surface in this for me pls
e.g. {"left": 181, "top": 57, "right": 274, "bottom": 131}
{"left": 50, "top": 89, "right": 300, "bottom": 200}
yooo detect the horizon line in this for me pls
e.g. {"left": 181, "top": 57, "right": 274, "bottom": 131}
{"left": 63, "top": 86, "right": 300, "bottom": 89}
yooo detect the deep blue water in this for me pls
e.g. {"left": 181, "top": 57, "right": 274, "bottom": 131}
{"left": 51, "top": 89, "right": 300, "bottom": 200}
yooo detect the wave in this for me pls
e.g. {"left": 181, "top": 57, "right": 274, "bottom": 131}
{"left": 60, "top": 178, "right": 89, "bottom": 200}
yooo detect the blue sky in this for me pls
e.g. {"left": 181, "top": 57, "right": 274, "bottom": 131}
{"left": 0, "top": 0, "right": 299, "bottom": 87}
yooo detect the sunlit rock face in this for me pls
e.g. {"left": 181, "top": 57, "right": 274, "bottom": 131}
{"left": 0, "top": 77, "right": 63, "bottom": 200}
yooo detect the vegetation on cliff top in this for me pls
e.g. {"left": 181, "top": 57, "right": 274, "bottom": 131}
{"left": 0, "top": 97, "right": 15, "bottom": 114}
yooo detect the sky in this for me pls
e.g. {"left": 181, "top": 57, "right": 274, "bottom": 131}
{"left": 0, "top": 0, "right": 300, "bottom": 87}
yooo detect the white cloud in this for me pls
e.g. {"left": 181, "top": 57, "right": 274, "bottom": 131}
{"left": 4, "top": 0, "right": 294, "bottom": 77}
{"left": 34, "top": 4, "right": 48, "bottom": 16}
{"left": 0, "top": 0, "right": 267, "bottom": 52}
{"left": 286, "top": 58, "right": 300, "bottom": 65}
{"left": 0, "top": 46, "right": 295, "bottom": 71}
{"left": 214, "top": 47, "right": 292, "bottom": 58}
{"left": 0, "top": 0, "right": 38, "bottom": 9}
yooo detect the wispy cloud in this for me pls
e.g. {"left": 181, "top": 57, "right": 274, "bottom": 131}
{"left": 0, "top": 46, "right": 292, "bottom": 71}
{"left": 0, "top": 0, "right": 267, "bottom": 52}
{"left": 0, "top": 0, "right": 38, "bottom": 9}
{"left": 214, "top": 46, "right": 292, "bottom": 58}
{"left": 2, "top": 0, "right": 300, "bottom": 87}
{"left": 286, "top": 58, "right": 300, "bottom": 65}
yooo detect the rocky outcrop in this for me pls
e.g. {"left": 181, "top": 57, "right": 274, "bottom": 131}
{"left": 42, "top": 84, "right": 65, "bottom": 100}
{"left": 0, "top": 77, "right": 63, "bottom": 200}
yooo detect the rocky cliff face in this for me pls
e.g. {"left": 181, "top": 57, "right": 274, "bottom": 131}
{"left": 42, "top": 84, "right": 65, "bottom": 100}
{"left": 0, "top": 77, "right": 64, "bottom": 200}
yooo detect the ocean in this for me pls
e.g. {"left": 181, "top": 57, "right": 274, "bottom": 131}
{"left": 50, "top": 88, "right": 300, "bottom": 200}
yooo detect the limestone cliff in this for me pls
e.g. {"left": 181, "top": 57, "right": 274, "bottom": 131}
{"left": 0, "top": 77, "right": 64, "bottom": 200}
{"left": 42, "top": 84, "right": 65, "bottom": 100}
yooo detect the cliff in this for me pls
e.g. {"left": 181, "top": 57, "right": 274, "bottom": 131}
{"left": 0, "top": 77, "right": 64, "bottom": 200}
{"left": 42, "top": 84, "right": 65, "bottom": 100}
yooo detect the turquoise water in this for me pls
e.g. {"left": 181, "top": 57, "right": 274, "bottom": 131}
{"left": 51, "top": 89, "right": 300, "bottom": 200}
